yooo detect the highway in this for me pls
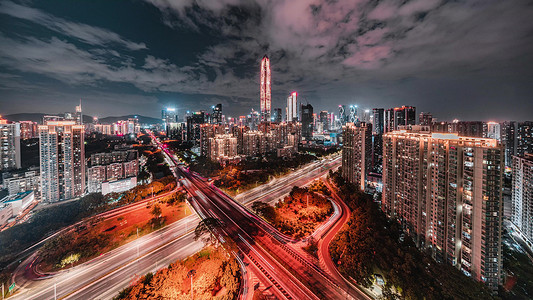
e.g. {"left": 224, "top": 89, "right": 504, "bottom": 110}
{"left": 180, "top": 166, "right": 366, "bottom": 299}
{"left": 10, "top": 153, "right": 342, "bottom": 300}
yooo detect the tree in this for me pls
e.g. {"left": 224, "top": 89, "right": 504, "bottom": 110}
{"left": 151, "top": 204, "right": 162, "bottom": 219}
{"left": 251, "top": 201, "right": 276, "bottom": 222}
{"left": 194, "top": 217, "right": 222, "bottom": 246}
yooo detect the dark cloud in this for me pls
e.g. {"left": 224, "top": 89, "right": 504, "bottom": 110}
{"left": 0, "top": 0, "right": 532, "bottom": 120}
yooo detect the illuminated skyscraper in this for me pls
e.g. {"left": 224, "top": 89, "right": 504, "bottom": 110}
{"left": 260, "top": 55, "right": 271, "bottom": 122}
{"left": 286, "top": 92, "right": 298, "bottom": 122}
{"left": 272, "top": 108, "right": 282, "bottom": 123}
{"left": 382, "top": 128, "right": 503, "bottom": 290}
{"left": 0, "top": 118, "right": 21, "bottom": 171}
{"left": 338, "top": 105, "right": 347, "bottom": 125}
{"left": 342, "top": 122, "right": 372, "bottom": 191}
{"left": 39, "top": 121, "right": 85, "bottom": 202}
{"left": 300, "top": 103, "right": 313, "bottom": 140}
{"left": 511, "top": 153, "right": 533, "bottom": 251}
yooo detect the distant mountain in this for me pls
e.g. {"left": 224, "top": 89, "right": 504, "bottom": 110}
{"left": 99, "top": 115, "right": 162, "bottom": 124}
{"left": 2, "top": 113, "right": 94, "bottom": 124}
{"left": 3, "top": 113, "right": 161, "bottom": 124}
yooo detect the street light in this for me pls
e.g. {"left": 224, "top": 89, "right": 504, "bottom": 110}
{"left": 187, "top": 269, "right": 196, "bottom": 300}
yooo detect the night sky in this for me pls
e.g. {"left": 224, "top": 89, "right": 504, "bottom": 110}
{"left": 1, "top": 0, "right": 532, "bottom": 121}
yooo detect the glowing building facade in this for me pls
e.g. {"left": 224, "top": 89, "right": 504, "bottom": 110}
{"left": 382, "top": 128, "right": 503, "bottom": 290}
{"left": 286, "top": 92, "right": 298, "bottom": 122}
{"left": 39, "top": 121, "right": 85, "bottom": 202}
{"left": 260, "top": 55, "right": 271, "bottom": 122}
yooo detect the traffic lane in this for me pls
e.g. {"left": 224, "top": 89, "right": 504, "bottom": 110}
{"left": 184, "top": 181, "right": 315, "bottom": 300}
{"left": 319, "top": 181, "right": 371, "bottom": 300}
{"left": 185, "top": 174, "right": 341, "bottom": 299}
{"left": 11, "top": 215, "right": 199, "bottom": 300}
{"left": 191, "top": 175, "right": 348, "bottom": 299}
{"left": 67, "top": 231, "right": 203, "bottom": 300}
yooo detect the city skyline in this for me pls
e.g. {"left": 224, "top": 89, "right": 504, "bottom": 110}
{"left": 1, "top": 1, "right": 533, "bottom": 121}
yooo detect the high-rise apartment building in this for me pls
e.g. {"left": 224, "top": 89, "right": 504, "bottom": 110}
{"left": 39, "top": 121, "right": 85, "bottom": 202}
{"left": 511, "top": 153, "right": 533, "bottom": 251}
{"left": 382, "top": 128, "right": 503, "bottom": 290}
{"left": 341, "top": 122, "right": 372, "bottom": 191}
{"left": 501, "top": 121, "right": 533, "bottom": 167}
{"left": 208, "top": 134, "right": 238, "bottom": 162}
{"left": 260, "top": 55, "right": 271, "bottom": 122}
{"left": 384, "top": 108, "right": 394, "bottom": 133}
{"left": 516, "top": 121, "right": 533, "bottom": 158}
{"left": 0, "top": 119, "right": 21, "bottom": 171}
{"left": 501, "top": 121, "right": 517, "bottom": 167}
{"left": 200, "top": 124, "right": 224, "bottom": 158}
{"left": 300, "top": 103, "right": 314, "bottom": 140}
{"left": 286, "top": 92, "right": 298, "bottom": 122}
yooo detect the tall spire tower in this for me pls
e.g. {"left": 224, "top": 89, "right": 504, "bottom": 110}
{"left": 260, "top": 55, "right": 271, "bottom": 122}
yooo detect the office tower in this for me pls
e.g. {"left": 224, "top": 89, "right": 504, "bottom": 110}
{"left": 248, "top": 109, "right": 261, "bottom": 130}
{"left": 75, "top": 101, "right": 83, "bottom": 125}
{"left": 319, "top": 111, "right": 329, "bottom": 131}
{"left": 329, "top": 113, "right": 335, "bottom": 130}
{"left": 272, "top": 108, "right": 282, "bottom": 123}
{"left": 419, "top": 112, "right": 433, "bottom": 126}
{"left": 487, "top": 122, "right": 501, "bottom": 140}
{"left": 286, "top": 92, "right": 298, "bottom": 122}
{"left": 186, "top": 111, "right": 207, "bottom": 144}
{"left": 39, "top": 121, "right": 85, "bottom": 202}
{"left": 501, "top": 121, "right": 517, "bottom": 167}
{"left": 511, "top": 153, "right": 533, "bottom": 250}
{"left": 372, "top": 108, "right": 385, "bottom": 135}
{"left": 260, "top": 55, "right": 271, "bottom": 122}
{"left": 348, "top": 105, "right": 358, "bottom": 123}
{"left": 393, "top": 105, "right": 416, "bottom": 129}
{"left": 300, "top": 103, "right": 314, "bottom": 140}
{"left": 212, "top": 104, "right": 222, "bottom": 124}
{"left": 0, "top": 119, "right": 21, "bottom": 171}
{"left": 339, "top": 105, "right": 347, "bottom": 125}
{"left": 382, "top": 129, "right": 503, "bottom": 290}
{"left": 162, "top": 108, "right": 179, "bottom": 134}
{"left": 342, "top": 122, "right": 372, "bottom": 191}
